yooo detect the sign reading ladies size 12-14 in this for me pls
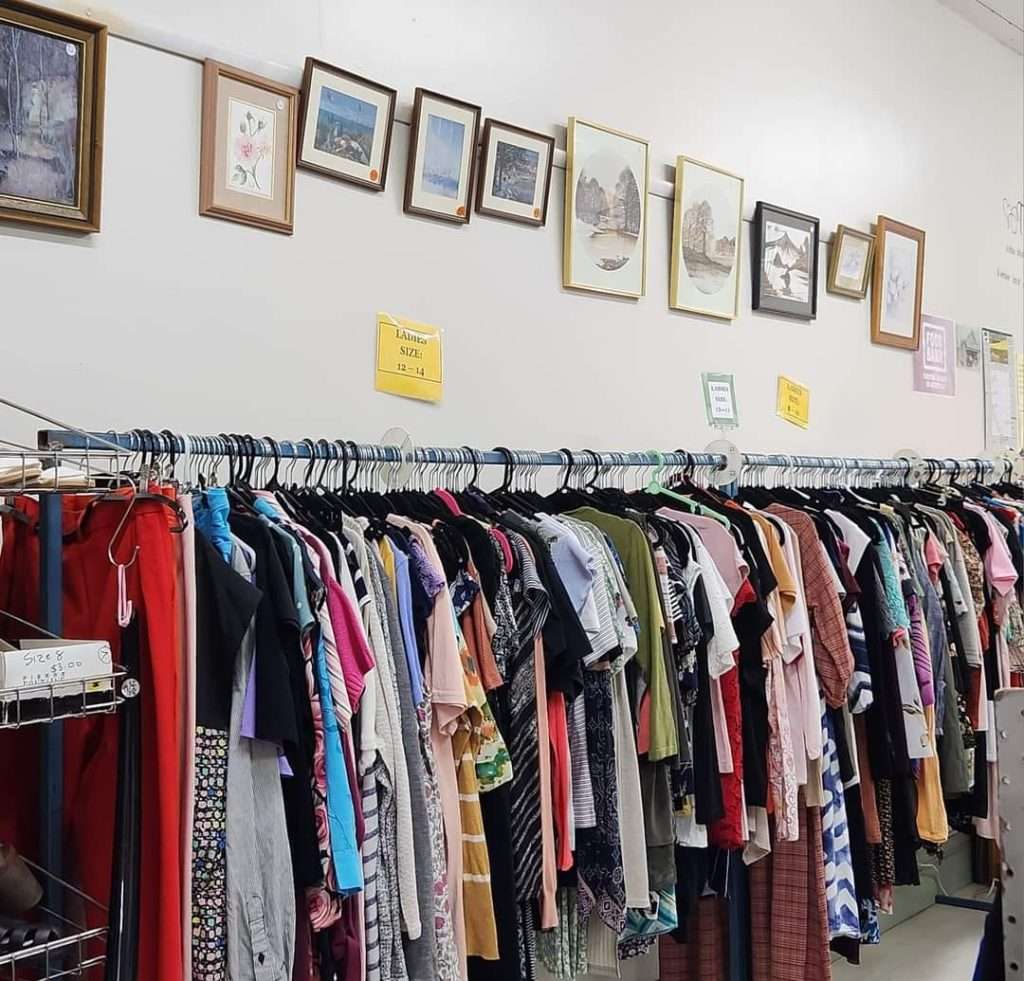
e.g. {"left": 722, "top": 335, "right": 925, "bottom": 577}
{"left": 776, "top": 375, "right": 810, "bottom": 428}
{"left": 375, "top": 313, "right": 444, "bottom": 403}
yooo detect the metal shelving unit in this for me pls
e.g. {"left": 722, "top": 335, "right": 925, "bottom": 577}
{"left": 997, "top": 688, "right": 1024, "bottom": 978}
{"left": 0, "top": 445, "right": 137, "bottom": 979}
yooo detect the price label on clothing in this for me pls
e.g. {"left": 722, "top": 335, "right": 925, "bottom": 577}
{"left": 776, "top": 375, "right": 810, "bottom": 429}
{"left": 375, "top": 313, "right": 444, "bottom": 403}
{"left": 701, "top": 372, "right": 739, "bottom": 429}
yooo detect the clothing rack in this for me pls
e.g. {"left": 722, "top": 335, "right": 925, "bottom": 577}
{"left": 34, "top": 428, "right": 1013, "bottom": 485}
{"left": 8, "top": 424, "right": 1021, "bottom": 979}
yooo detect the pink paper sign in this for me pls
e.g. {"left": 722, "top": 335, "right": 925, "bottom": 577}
{"left": 914, "top": 314, "right": 956, "bottom": 397}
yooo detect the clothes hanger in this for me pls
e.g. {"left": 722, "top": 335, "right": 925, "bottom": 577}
{"left": 646, "top": 450, "right": 731, "bottom": 528}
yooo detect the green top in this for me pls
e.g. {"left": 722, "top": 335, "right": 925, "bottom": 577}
{"left": 568, "top": 507, "right": 677, "bottom": 761}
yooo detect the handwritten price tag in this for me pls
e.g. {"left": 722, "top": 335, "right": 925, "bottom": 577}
{"left": 375, "top": 313, "right": 444, "bottom": 403}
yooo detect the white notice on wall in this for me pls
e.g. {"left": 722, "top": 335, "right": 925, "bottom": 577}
{"left": 982, "top": 329, "right": 1019, "bottom": 452}
{"left": 701, "top": 372, "right": 739, "bottom": 430}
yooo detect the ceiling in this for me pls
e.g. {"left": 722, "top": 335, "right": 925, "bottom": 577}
{"left": 938, "top": 0, "right": 1024, "bottom": 53}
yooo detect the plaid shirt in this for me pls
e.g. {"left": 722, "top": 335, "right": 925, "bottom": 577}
{"left": 767, "top": 505, "right": 854, "bottom": 709}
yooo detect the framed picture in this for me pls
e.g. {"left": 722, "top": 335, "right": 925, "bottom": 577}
{"left": 826, "top": 224, "right": 874, "bottom": 299}
{"left": 670, "top": 156, "right": 743, "bottom": 318}
{"left": 297, "top": 58, "right": 396, "bottom": 192}
{"left": 563, "top": 117, "right": 649, "bottom": 298}
{"left": 871, "top": 215, "right": 925, "bottom": 350}
{"left": 751, "top": 201, "right": 820, "bottom": 320}
{"left": 476, "top": 118, "right": 554, "bottom": 225}
{"left": 404, "top": 87, "right": 481, "bottom": 224}
{"left": 0, "top": 1, "right": 106, "bottom": 233}
{"left": 200, "top": 60, "right": 298, "bottom": 234}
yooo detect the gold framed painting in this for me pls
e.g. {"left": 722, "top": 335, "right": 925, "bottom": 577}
{"left": 200, "top": 60, "right": 299, "bottom": 234}
{"left": 670, "top": 155, "right": 743, "bottom": 318}
{"left": 871, "top": 215, "right": 925, "bottom": 349}
{"left": 0, "top": 0, "right": 107, "bottom": 233}
{"left": 826, "top": 224, "right": 874, "bottom": 299}
{"left": 563, "top": 117, "right": 649, "bottom": 298}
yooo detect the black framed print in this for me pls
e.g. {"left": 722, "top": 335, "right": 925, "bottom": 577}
{"left": 751, "top": 201, "right": 820, "bottom": 320}
{"left": 475, "top": 118, "right": 554, "bottom": 225}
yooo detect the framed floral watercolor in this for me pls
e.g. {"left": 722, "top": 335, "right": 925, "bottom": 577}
{"left": 403, "top": 87, "right": 481, "bottom": 224}
{"left": 297, "top": 58, "right": 396, "bottom": 192}
{"left": 0, "top": 1, "right": 107, "bottom": 233}
{"left": 475, "top": 119, "right": 554, "bottom": 226}
{"left": 871, "top": 215, "right": 925, "bottom": 350}
{"left": 670, "top": 156, "right": 743, "bottom": 318}
{"left": 751, "top": 201, "right": 819, "bottom": 320}
{"left": 563, "top": 117, "right": 649, "bottom": 298}
{"left": 200, "top": 60, "right": 298, "bottom": 234}
{"left": 826, "top": 224, "right": 874, "bottom": 299}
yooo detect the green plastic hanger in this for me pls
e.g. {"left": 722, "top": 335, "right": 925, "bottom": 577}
{"left": 645, "top": 450, "right": 731, "bottom": 529}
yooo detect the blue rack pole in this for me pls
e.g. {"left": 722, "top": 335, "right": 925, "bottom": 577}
{"left": 38, "top": 492, "right": 63, "bottom": 908}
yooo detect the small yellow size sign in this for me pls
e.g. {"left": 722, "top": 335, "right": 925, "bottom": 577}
{"left": 776, "top": 375, "right": 810, "bottom": 429}
{"left": 375, "top": 313, "right": 444, "bottom": 403}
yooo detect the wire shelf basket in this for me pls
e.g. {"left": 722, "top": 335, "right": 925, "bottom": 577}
{"left": 0, "top": 667, "right": 129, "bottom": 730}
{"left": 0, "top": 858, "right": 108, "bottom": 977}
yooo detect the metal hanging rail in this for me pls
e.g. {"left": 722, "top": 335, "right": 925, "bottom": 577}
{"left": 33, "top": 429, "right": 1009, "bottom": 480}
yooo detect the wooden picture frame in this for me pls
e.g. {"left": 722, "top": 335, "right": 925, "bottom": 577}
{"left": 871, "top": 215, "right": 925, "bottom": 350}
{"left": 563, "top": 117, "right": 649, "bottom": 298}
{"left": 475, "top": 118, "right": 554, "bottom": 226}
{"left": 751, "top": 201, "right": 820, "bottom": 320}
{"left": 403, "top": 87, "right": 481, "bottom": 224}
{"left": 200, "top": 59, "right": 298, "bottom": 235}
{"left": 826, "top": 224, "right": 875, "bottom": 299}
{"left": 670, "top": 155, "right": 744, "bottom": 319}
{"left": 0, "top": 0, "right": 107, "bottom": 233}
{"left": 297, "top": 57, "right": 396, "bottom": 192}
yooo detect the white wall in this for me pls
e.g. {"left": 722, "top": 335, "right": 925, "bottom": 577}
{"left": 0, "top": 0, "right": 1022, "bottom": 464}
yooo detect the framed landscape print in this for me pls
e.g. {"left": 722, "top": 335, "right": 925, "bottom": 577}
{"left": 751, "top": 201, "right": 819, "bottom": 319}
{"left": 871, "top": 215, "right": 925, "bottom": 350}
{"left": 404, "top": 88, "right": 480, "bottom": 224}
{"left": 0, "top": 1, "right": 106, "bottom": 233}
{"left": 200, "top": 60, "right": 298, "bottom": 234}
{"left": 476, "top": 118, "right": 554, "bottom": 225}
{"left": 563, "top": 117, "right": 649, "bottom": 298}
{"left": 826, "top": 224, "right": 874, "bottom": 299}
{"left": 297, "top": 58, "right": 396, "bottom": 192}
{"left": 670, "top": 156, "right": 743, "bottom": 318}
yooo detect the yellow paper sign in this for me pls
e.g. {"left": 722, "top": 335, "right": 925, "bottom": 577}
{"left": 375, "top": 313, "right": 443, "bottom": 403}
{"left": 776, "top": 376, "right": 810, "bottom": 429}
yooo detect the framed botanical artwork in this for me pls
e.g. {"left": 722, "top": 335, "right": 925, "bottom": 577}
{"left": 563, "top": 117, "right": 649, "bottom": 298}
{"left": 826, "top": 224, "right": 874, "bottom": 299}
{"left": 0, "top": 1, "right": 107, "bottom": 233}
{"left": 475, "top": 118, "right": 554, "bottom": 226}
{"left": 751, "top": 201, "right": 820, "bottom": 320}
{"left": 297, "top": 58, "right": 396, "bottom": 192}
{"left": 403, "top": 88, "right": 481, "bottom": 224}
{"left": 871, "top": 215, "right": 925, "bottom": 350}
{"left": 670, "top": 156, "right": 743, "bottom": 318}
{"left": 199, "top": 60, "right": 298, "bottom": 234}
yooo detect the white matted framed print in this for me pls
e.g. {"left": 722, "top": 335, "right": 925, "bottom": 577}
{"left": 563, "top": 117, "right": 649, "bottom": 298}
{"left": 871, "top": 215, "right": 925, "bottom": 350}
{"left": 476, "top": 119, "right": 554, "bottom": 225}
{"left": 199, "top": 60, "right": 298, "bottom": 234}
{"left": 404, "top": 88, "right": 481, "bottom": 224}
{"left": 670, "top": 156, "right": 744, "bottom": 318}
{"left": 297, "top": 58, "right": 396, "bottom": 192}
